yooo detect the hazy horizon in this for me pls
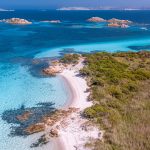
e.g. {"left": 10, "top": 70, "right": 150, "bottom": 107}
{"left": 0, "top": 0, "right": 150, "bottom": 10}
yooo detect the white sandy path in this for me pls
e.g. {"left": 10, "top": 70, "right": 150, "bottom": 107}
{"left": 58, "top": 70, "right": 91, "bottom": 150}
{"left": 56, "top": 59, "right": 101, "bottom": 150}
{"left": 61, "top": 69, "right": 92, "bottom": 110}
{"left": 60, "top": 58, "right": 92, "bottom": 110}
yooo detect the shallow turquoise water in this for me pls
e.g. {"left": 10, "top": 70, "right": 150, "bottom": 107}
{"left": 0, "top": 62, "right": 68, "bottom": 150}
{"left": 35, "top": 37, "right": 150, "bottom": 58}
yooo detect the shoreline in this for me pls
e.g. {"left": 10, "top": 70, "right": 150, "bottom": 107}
{"left": 40, "top": 57, "right": 102, "bottom": 150}
{"left": 60, "top": 69, "right": 92, "bottom": 110}
{"left": 58, "top": 74, "right": 78, "bottom": 109}
{"left": 57, "top": 69, "right": 91, "bottom": 150}
{"left": 52, "top": 59, "right": 101, "bottom": 150}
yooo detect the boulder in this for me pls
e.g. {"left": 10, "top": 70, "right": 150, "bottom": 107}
{"left": 1, "top": 18, "right": 32, "bottom": 25}
{"left": 108, "top": 23, "right": 121, "bottom": 27}
{"left": 87, "top": 17, "right": 106, "bottom": 22}
{"left": 121, "top": 24, "right": 129, "bottom": 28}
{"left": 108, "top": 18, "right": 132, "bottom": 24}
{"left": 41, "top": 20, "right": 61, "bottom": 23}
{"left": 43, "top": 66, "right": 62, "bottom": 76}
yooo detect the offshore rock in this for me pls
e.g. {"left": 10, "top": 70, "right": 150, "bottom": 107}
{"left": 16, "top": 111, "right": 32, "bottom": 122}
{"left": 87, "top": 17, "right": 106, "bottom": 22}
{"left": 107, "top": 18, "right": 132, "bottom": 24}
{"left": 25, "top": 123, "right": 45, "bottom": 135}
{"left": 43, "top": 66, "right": 62, "bottom": 76}
{"left": 1, "top": 18, "right": 32, "bottom": 25}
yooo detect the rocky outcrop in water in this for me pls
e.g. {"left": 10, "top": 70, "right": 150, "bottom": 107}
{"left": 16, "top": 111, "right": 32, "bottom": 122}
{"left": 107, "top": 18, "right": 132, "bottom": 28}
{"left": 43, "top": 65, "right": 63, "bottom": 76}
{"left": 86, "top": 17, "right": 132, "bottom": 28}
{"left": 1, "top": 18, "right": 32, "bottom": 25}
{"left": 2, "top": 102, "right": 55, "bottom": 136}
{"left": 25, "top": 123, "right": 45, "bottom": 134}
{"left": 87, "top": 17, "right": 106, "bottom": 22}
{"left": 108, "top": 18, "right": 132, "bottom": 24}
{"left": 30, "top": 134, "right": 49, "bottom": 148}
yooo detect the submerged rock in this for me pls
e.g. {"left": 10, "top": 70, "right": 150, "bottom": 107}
{"left": 1, "top": 18, "right": 32, "bottom": 25}
{"left": 16, "top": 111, "right": 32, "bottom": 122}
{"left": 25, "top": 123, "right": 45, "bottom": 135}
{"left": 30, "top": 134, "right": 49, "bottom": 148}
{"left": 108, "top": 23, "right": 121, "bottom": 27}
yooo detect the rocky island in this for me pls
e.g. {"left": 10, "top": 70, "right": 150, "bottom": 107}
{"left": 87, "top": 17, "right": 132, "bottom": 28}
{"left": 108, "top": 18, "right": 132, "bottom": 28}
{"left": 0, "top": 18, "right": 32, "bottom": 25}
{"left": 87, "top": 17, "right": 106, "bottom": 22}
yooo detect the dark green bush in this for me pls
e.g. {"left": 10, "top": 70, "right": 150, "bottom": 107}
{"left": 60, "top": 53, "right": 80, "bottom": 64}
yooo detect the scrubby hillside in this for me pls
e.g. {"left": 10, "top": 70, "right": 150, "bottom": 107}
{"left": 80, "top": 51, "right": 150, "bottom": 150}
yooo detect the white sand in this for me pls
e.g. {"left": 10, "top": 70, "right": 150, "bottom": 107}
{"left": 57, "top": 59, "right": 103, "bottom": 150}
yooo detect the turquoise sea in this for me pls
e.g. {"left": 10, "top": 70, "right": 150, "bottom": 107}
{"left": 0, "top": 10, "right": 150, "bottom": 150}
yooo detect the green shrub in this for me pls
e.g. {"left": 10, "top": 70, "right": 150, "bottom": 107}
{"left": 108, "top": 86, "right": 123, "bottom": 99}
{"left": 60, "top": 53, "right": 80, "bottom": 64}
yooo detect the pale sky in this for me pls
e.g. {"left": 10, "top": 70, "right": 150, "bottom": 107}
{"left": 0, "top": 0, "right": 150, "bottom": 9}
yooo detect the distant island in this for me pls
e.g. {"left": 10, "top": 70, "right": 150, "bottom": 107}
{"left": 57, "top": 7, "right": 91, "bottom": 10}
{"left": 57, "top": 7, "right": 150, "bottom": 11}
{"left": 0, "top": 18, "right": 32, "bottom": 25}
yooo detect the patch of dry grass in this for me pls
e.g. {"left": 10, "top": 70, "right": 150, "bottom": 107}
{"left": 81, "top": 51, "right": 150, "bottom": 150}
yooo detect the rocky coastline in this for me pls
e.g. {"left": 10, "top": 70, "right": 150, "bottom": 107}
{"left": 2, "top": 54, "right": 102, "bottom": 149}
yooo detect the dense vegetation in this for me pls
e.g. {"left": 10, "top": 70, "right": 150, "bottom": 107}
{"left": 60, "top": 53, "right": 80, "bottom": 64}
{"left": 80, "top": 51, "right": 150, "bottom": 150}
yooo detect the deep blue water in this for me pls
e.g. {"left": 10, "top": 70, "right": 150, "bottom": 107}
{"left": 0, "top": 10, "right": 150, "bottom": 150}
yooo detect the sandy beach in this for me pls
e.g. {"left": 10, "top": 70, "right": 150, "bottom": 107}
{"left": 55, "top": 59, "right": 102, "bottom": 150}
